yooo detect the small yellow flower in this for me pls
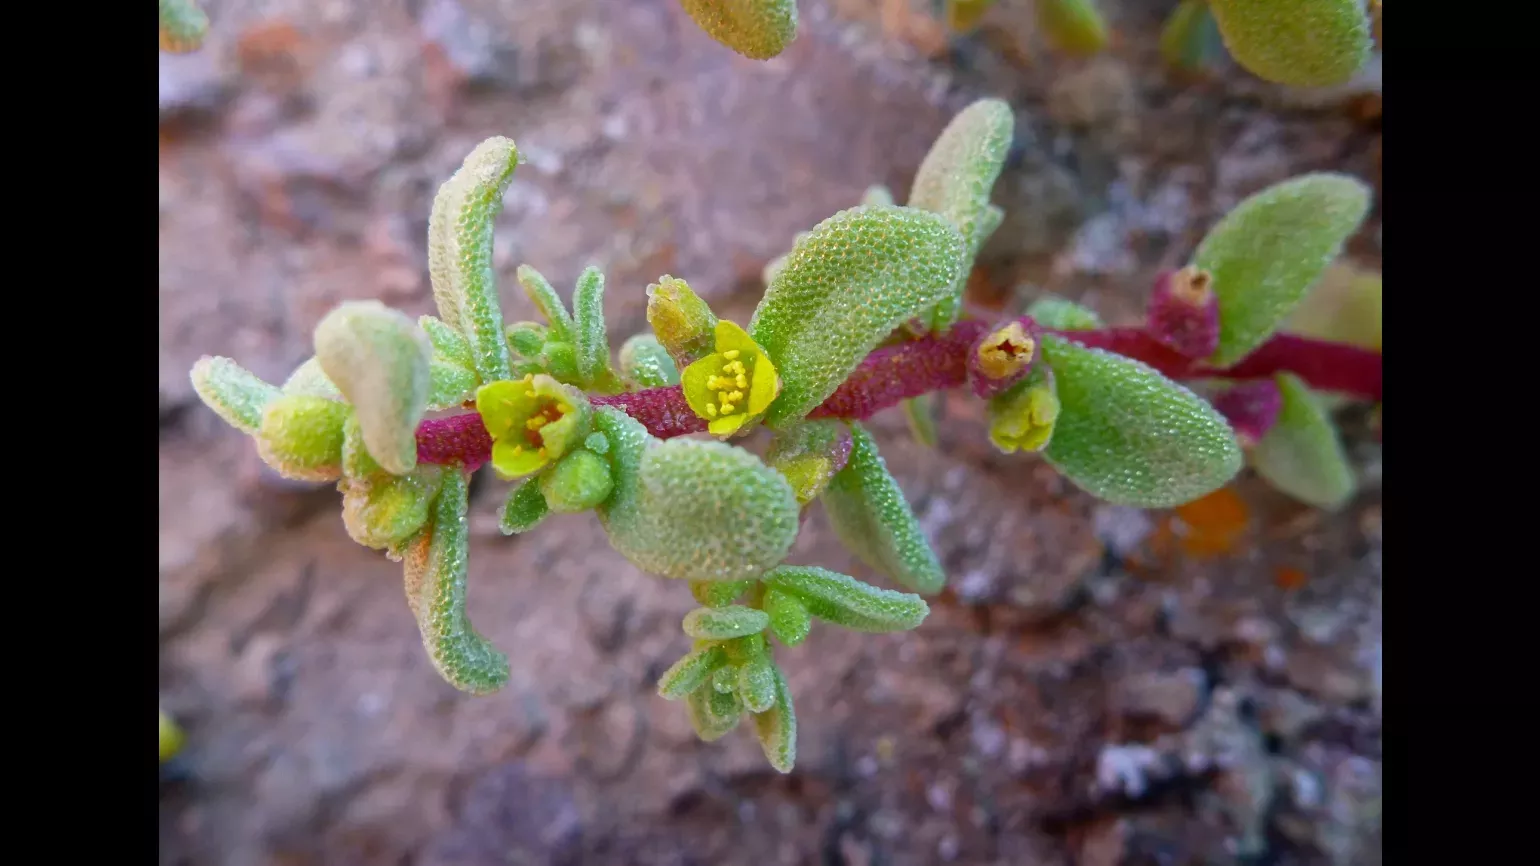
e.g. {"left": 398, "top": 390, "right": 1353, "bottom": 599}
{"left": 681, "top": 321, "right": 782, "bottom": 437}
{"left": 476, "top": 374, "right": 591, "bottom": 479}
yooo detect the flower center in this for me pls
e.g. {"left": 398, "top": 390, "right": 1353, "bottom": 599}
{"left": 702, "top": 349, "right": 751, "bottom": 419}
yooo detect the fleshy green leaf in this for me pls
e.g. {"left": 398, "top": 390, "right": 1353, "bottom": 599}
{"left": 420, "top": 315, "right": 476, "bottom": 369}
{"left": 314, "top": 301, "right": 433, "bottom": 476}
{"left": 500, "top": 480, "right": 550, "bottom": 535}
{"left": 1161, "top": 0, "right": 1226, "bottom": 72}
{"left": 691, "top": 579, "right": 755, "bottom": 608}
{"left": 1041, "top": 335, "right": 1242, "bottom": 507}
{"left": 765, "top": 419, "right": 853, "bottom": 506}
{"left": 506, "top": 321, "right": 550, "bottom": 360}
{"left": 255, "top": 394, "right": 349, "bottom": 481}
{"left": 159, "top": 0, "right": 208, "bottom": 53}
{"left": 762, "top": 566, "right": 929, "bottom": 632}
{"left": 750, "top": 206, "right": 967, "bottom": 425}
{"left": 763, "top": 588, "right": 811, "bottom": 646}
{"left": 737, "top": 652, "right": 778, "bottom": 714}
{"left": 1209, "top": 0, "right": 1371, "bottom": 87}
{"left": 658, "top": 645, "right": 729, "bottom": 700}
{"left": 821, "top": 423, "right": 946, "bottom": 595}
{"left": 1196, "top": 173, "right": 1371, "bottom": 366}
{"left": 342, "top": 413, "right": 383, "bottom": 479}
{"left": 341, "top": 467, "right": 444, "bottom": 550}
{"left": 538, "top": 448, "right": 614, "bottom": 513}
{"left": 428, "top": 138, "right": 519, "bottom": 382}
{"left": 401, "top": 468, "right": 509, "bottom": 695}
{"left": 906, "top": 99, "right": 1014, "bottom": 331}
{"left": 1251, "top": 373, "right": 1355, "bottom": 510}
{"left": 189, "top": 356, "right": 280, "bottom": 435}
{"left": 682, "top": 605, "right": 771, "bottom": 640}
{"left": 1026, "top": 295, "right": 1102, "bottom": 330}
{"left": 596, "top": 409, "right": 801, "bottom": 582}
{"left": 751, "top": 663, "right": 796, "bottom": 772}
{"left": 678, "top": 0, "right": 798, "bottom": 60}
{"left": 862, "top": 185, "right": 895, "bottom": 206}
{"left": 687, "top": 679, "right": 742, "bottom": 742}
{"left": 515, "top": 266, "right": 576, "bottom": 343}
{"left": 572, "top": 265, "right": 615, "bottom": 387}
{"left": 1283, "top": 263, "right": 1382, "bottom": 352}
{"left": 1037, "top": 0, "right": 1109, "bottom": 55}
{"left": 281, "top": 357, "right": 344, "bottom": 400}
{"left": 618, "top": 334, "right": 682, "bottom": 388}
{"left": 428, "top": 360, "right": 478, "bottom": 410}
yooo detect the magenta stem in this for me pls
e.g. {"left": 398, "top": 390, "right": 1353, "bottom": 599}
{"left": 415, "top": 322, "right": 1382, "bottom": 467}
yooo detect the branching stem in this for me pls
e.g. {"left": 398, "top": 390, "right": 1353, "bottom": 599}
{"left": 414, "top": 319, "right": 1382, "bottom": 469}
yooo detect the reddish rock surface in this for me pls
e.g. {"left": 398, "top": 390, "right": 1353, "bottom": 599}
{"left": 160, "top": 1, "right": 1382, "bottom": 863}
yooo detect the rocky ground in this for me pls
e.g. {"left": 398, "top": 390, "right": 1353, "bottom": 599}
{"left": 158, "top": 1, "right": 1382, "bottom": 863}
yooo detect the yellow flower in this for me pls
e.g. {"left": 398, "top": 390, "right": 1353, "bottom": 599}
{"left": 476, "top": 374, "right": 591, "bottom": 479}
{"left": 681, "top": 321, "right": 782, "bottom": 437}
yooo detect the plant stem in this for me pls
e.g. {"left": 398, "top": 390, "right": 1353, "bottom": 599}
{"left": 414, "top": 321, "right": 1382, "bottom": 467}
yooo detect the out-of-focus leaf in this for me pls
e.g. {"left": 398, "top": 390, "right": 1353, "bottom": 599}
{"left": 1041, "top": 335, "right": 1242, "bottom": 507}
{"left": 1209, "top": 0, "right": 1372, "bottom": 87}
{"left": 1283, "top": 263, "right": 1381, "bottom": 351}
{"left": 678, "top": 0, "right": 798, "bottom": 60}
{"left": 1026, "top": 295, "right": 1103, "bottom": 330}
{"left": 1250, "top": 373, "right": 1356, "bottom": 509}
{"left": 159, "top": 0, "right": 208, "bottom": 53}
{"left": 1037, "top": 0, "right": 1109, "bottom": 56}
{"left": 618, "top": 334, "right": 682, "bottom": 388}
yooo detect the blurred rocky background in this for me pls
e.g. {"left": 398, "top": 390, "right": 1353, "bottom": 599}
{"left": 158, "top": 0, "right": 1382, "bottom": 863}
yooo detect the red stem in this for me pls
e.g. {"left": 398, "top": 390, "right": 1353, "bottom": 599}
{"left": 414, "top": 323, "right": 1382, "bottom": 468}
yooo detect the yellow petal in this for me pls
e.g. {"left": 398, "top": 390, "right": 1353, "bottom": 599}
{"left": 748, "top": 350, "right": 781, "bottom": 415}
{"left": 491, "top": 438, "right": 551, "bottom": 479}
{"left": 708, "top": 413, "right": 750, "bottom": 436}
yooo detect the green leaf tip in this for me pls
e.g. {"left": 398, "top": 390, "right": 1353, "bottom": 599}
{"left": 539, "top": 448, "right": 614, "bottom": 513}
{"left": 256, "top": 394, "right": 349, "bottom": 482}
{"left": 596, "top": 410, "right": 801, "bottom": 583}
{"left": 678, "top": 0, "right": 798, "bottom": 60}
{"left": 618, "top": 334, "right": 681, "bottom": 388}
{"left": 1037, "top": 0, "right": 1110, "bottom": 56}
{"left": 906, "top": 99, "right": 1014, "bottom": 331}
{"left": 572, "top": 265, "right": 621, "bottom": 389}
{"left": 751, "top": 660, "right": 797, "bottom": 772}
{"left": 683, "top": 605, "right": 771, "bottom": 640}
{"left": 160, "top": 0, "right": 209, "bottom": 53}
{"left": 314, "top": 300, "right": 434, "bottom": 476}
{"left": 1041, "top": 336, "right": 1242, "bottom": 508}
{"left": 402, "top": 469, "right": 510, "bottom": 695}
{"left": 1025, "top": 295, "right": 1103, "bottom": 330}
{"left": 190, "top": 356, "right": 281, "bottom": 435}
{"left": 1161, "top": 0, "right": 1226, "bottom": 73}
{"left": 1251, "top": 373, "right": 1356, "bottom": 510}
{"left": 658, "top": 645, "right": 729, "bottom": 700}
{"left": 750, "top": 205, "right": 967, "bottom": 425}
{"left": 1209, "top": 0, "right": 1372, "bottom": 88}
{"left": 763, "top": 566, "right": 929, "bottom": 632}
{"left": 764, "top": 588, "right": 812, "bottom": 646}
{"left": 500, "top": 480, "right": 550, "bottom": 535}
{"left": 1196, "top": 173, "right": 1372, "bottom": 366}
{"left": 822, "top": 423, "right": 946, "bottom": 595}
{"left": 428, "top": 137, "right": 520, "bottom": 382}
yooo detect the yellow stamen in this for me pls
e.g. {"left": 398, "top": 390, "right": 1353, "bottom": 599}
{"left": 735, "top": 374, "right": 747, "bottom": 389}
{"left": 726, "top": 390, "right": 744, "bottom": 403}
{"left": 705, "top": 404, "right": 718, "bottom": 417}
{"left": 722, "top": 350, "right": 740, "bottom": 360}
{"left": 526, "top": 416, "right": 549, "bottom": 430}
{"left": 719, "top": 402, "right": 736, "bottom": 415}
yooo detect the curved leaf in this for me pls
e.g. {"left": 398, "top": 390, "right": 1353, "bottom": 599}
{"left": 682, "top": 605, "right": 771, "bottom": 640}
{"left": 751, "top": 663, "right": 796, "bottom": 772}
{"left": 821, "top": 423, "right": 946, "bottom": 594}
{"left": 189, "top": 356, "right": 280, "bottom": 435}
{"left": 762, "top": 566, "right": 929, "bottom": 632}
{"left": 658, "top": 645, "right": 729, "bottom": 700}
{"left": 314, "top": 301, "right": 434, "bottom": 475}
{"left": 750, "top": 205, "right": 966, "bottom": 425}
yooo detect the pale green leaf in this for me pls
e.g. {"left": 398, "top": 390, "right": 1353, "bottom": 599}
{"left": 1041, "top": 335, "right": 1242, "bottom": 507}
{"left": 314, "top": 301, "right": 433, "bottom": 475}
{"left": 401, "top": 469, "right": 509, "bottom": 695}
{"left": 1026, "top": 295, "right": 1102, "bottom": 330}
{"left": 428, "top": 138, "right": 519, "bottom": 381}
{"left": 906, "top": 99, "right": 1014, "bottom": 331}
{"left": 750, "top": 205, "right": 966, "bottom": 425}
{"left": 1209, "top": 0, "right": 1372, "bottom": 87}
{"left": 682, "top": 605, "right": 771, "bottom": 640}
{"left": 762, "top": 566, "right": 929, "bottom": 632}
{"left": 341, "top": 467, "right": 443, "bottom": 550}
{"left": 687, "top": 679, "right": 742, "bottom": 742}
{"left": 572, "top": 265, "right": 613, "bottom": 386}
{"left": 539, "top": 448, "right": 614, "bottom": 513}
{"left": 822, "top": 423, "right": 946, "bottom": 594}
{"left": 500, "top": 479, "right": 550, "bottom": 535}
{"left": 737, "top": 652, "right": 778, "bottom": 714}
{"left": 1196, "top": 173, "right": 1371, "bottom": 366}
{"left": 763, "top": 588, "right": 811, "bottom": 646}
{"left": 255, "top": 394, "right": 348, "bottom": 481}
{"left": 751, "top": 663, "right": 796, "bottom": 772}
{"left": 658, "top": 645, "right": 729, "bottom": 700}
{"left": 1251, "top": 373, "right": 1356, "bottom": 509}
{"left": 618, "top": 334, "right": 682, "bottom": 388}
{"left": 189, "top": 356, "right": 280, "bottom": 435}
{"left": 281, "top": 357, "right": 344, "bottom": 400}
{"left": 595, "top": 409, "right": 801, "bottom": 582}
